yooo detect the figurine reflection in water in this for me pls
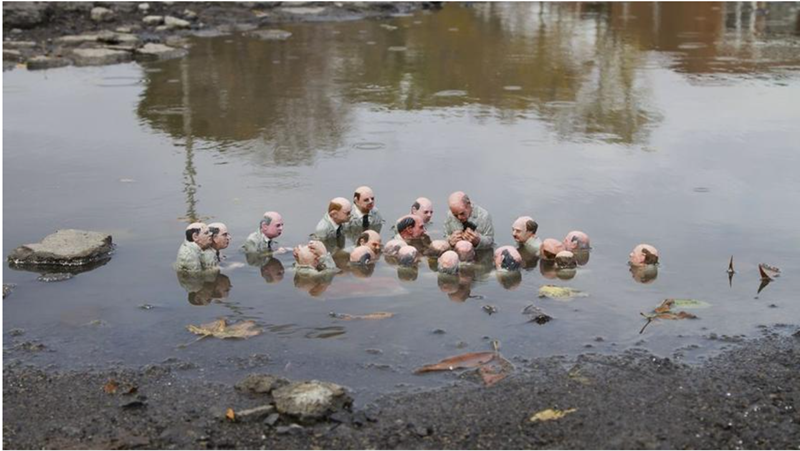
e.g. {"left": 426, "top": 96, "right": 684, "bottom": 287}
{"left": 292, "top": 240, "right": 336, "bottom": 297}
{"left": 349, "top": 245, "right": 377, "bottom": 279}
{"left": 177, "top": 271, "right": 231, "bottom": 306}
{"left": 260, "top": 258, "right": 285, "bottom": 284}
{"left": 554, "top": 250, "right": 577, "bottom": 280}
{"left": 630, "top": 265, "right": 658, "bottom": 284}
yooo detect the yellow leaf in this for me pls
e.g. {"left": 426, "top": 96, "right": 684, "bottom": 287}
{"left": 186, "top": 318, "right": 262, "bottom": 339}
{"left": 538, "top": 285, "right": 587, "bottom": 300}
{"left": 529, "top": 408, "right": 577, "bottom": 422}
{"left": 330, "top": 312, "right": 395, "bottom": 320}
{"left": 226, "top": 408, "right": 236, "bottom": 421}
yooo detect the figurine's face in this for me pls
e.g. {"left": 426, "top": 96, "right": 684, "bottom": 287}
{"left": 330, "top": 204, "right": 351, "bottom": 225}
{"left": 194, "top": 225, "right": 213, "bottom": 249}
{"left": 511, "top": 218, "right": 534, "bottom": 244}
{"left": 412, "top": 198, "right": 434, "bottom": 224}
{"left": 262, "top": 214, "right": 283, "bottom": 239}
{"left": 212, "top": 225, "right": 231, "bottom": 250}
{"left": 450, "top": 201, "right": 472, "bottom": 223}
{"left": 354, "top": 188, "right": 375, "bottom": 213}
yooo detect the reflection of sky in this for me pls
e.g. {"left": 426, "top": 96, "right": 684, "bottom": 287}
{"left": 4, "top": 3, "right": 800, "bottom": 400}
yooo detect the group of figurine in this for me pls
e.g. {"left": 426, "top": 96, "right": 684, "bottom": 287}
{"left": 175, "top": 186, "right": 661, "bottom": 292}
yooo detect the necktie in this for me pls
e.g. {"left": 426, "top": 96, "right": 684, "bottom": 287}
{"left": 362, "top": 214, "right": 369, "bottom": 229}
{"left": 267, "top": 240, "right": 273, "bottom": 251}
{"left": 336, "top": 225, "right": 342, "bottom": 239}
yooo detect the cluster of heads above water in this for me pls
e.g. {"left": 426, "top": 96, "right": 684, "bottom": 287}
{"left": 175, "top": 187, "right": 661, "bottom": 297}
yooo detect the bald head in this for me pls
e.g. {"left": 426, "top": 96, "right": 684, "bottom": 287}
{"left": 563, "top": 231, "right": 590, "bottom": 251}
{"left": 512, "top": 216, "right": 538, "bottom": 244}
{"left": 186, "top": 222, "right": 212, "bottom": 249}
{"left": 411, "top": 197, "right": 434, "bottom": 224}
{"left": 328, "top": 197, "right": 352, "bottom": 225}
{"left": 396, "top": 214, "right": 425, "bottom": 240}
{"left": 353, "top": 186, "right": 375, "bottom": 214}
{"left": 494, "top": 246, "right": 522, "bottom": 271}
{"left": 448, "top": 191, "right": 473, "bottom": 222}
{"left": 383, "top": 239, "right": 405, "bottom": 257}
{"left": 261, "top": 211, "right": 284, "bottom": 239}
{"left": 397, "top": 245, "right": 418, "bottom": 267}
{"left": 208, "top": 222, "right": 230, "bottom": 251}
{"left": 540, "top": 238, "right": 565, "bottom": 260}
{"left": 438, "top": 251, "right": 460, "bottom": 275}
{"left": 350, "top": 245, "right": 376, "bottom": 265}
{"left": 425, "top": 239, "right": 451, "bottom": 257}
{"left": 454, "top": 240, "right": 475, "bottom": 262}
{"left": 630, "top": 244, "right": 659, "bottom": 267}
{"left": 356, "top": 229, "right": 382, "bottom": 255}
{"left": 555, "top": 250, "right": 576, "bottom": 269}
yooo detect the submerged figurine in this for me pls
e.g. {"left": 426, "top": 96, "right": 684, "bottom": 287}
{"left": 175, "top": 222, "right": 215, "bottom": 272}
{"left": 563, "top": 230, "right": 591, "bottom": 252}
{"left": 539, "top": 238, "right": 565, "bottom": 260}
{"left": 629, "top": 244, "right": 659, "bottom": 267}
{"left": 512, "top": 216, "right": 541, "bottom": 255}
{"left": 312, "top": 197, "right": 352, "bottom": 248}
{"left": 410, "top": 197, "right": 434, "bottom": 228}
{"left": 349, "top": 186, "right": 383, "bottom": 232}
{"left": 243, "top": 211, "right": 284, "bottom": 254}
{"left": 201, "top": 222, "right": 231, "bottom": 268}
{"left": 394, "top": 214, "right": 426, "bottom": 243}
{"left": 444, "top": 191, "right": 494, "bottom": 249}
{"left": 494, "top": 246, "right": 522, "bottom": 272}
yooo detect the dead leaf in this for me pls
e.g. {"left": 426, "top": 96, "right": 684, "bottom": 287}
{"left": 759, "top": 264, "right": 774, "bottom": 281}
{"left": 654, "top": 299, "right": 674, "bottom": 314}
{"left": 760, "top": 263, "right": 780, "bottom": 275}
{"left": 529, "top": 408, "right": 577, "bottom": 422}
{"left": 329, "top": 312, "right": 394, "bottom": 321}
{"left": 415, "top": 352, "right": 496, "bottom": 373}
{"left": 186, "top": 319, "right": 262, "bottom": 339}
{"left": 478, "top": 355, "right": 513, "bottom": 386}
{"left": 727, "top": 256, "right": 735, "bottom": 274}
{"left": 538, "top": 285, "right": 587, "bottom": 300}
{"left": 226, "top": 408, "right": 236, "bottom": 421}
{"left": 103, "top": 379, "right": 119, "bottom": 394}
{"left": 640, "top": 299, "right": 699, "bottom": 333}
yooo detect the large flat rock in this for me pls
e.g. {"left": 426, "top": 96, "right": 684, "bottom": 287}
{"left": 273, "top": 380, "right": 352, "bottom": 421}
{"left": 8, "top": 229, "right": 113, "bottom": 266}
{"left": 71, "top": 48, "right": 132, "bottom": 66}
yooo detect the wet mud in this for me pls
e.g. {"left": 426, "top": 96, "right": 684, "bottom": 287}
{"left": 4, "top": 329, "right": 798, "bottom": 449}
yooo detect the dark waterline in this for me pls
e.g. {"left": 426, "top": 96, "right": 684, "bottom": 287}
{"left": 4, "top": 2, "right": 800, "bottom": 401}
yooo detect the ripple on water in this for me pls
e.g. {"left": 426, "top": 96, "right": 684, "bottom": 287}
{"left": 544, "top": 100, "right": 576, "bottom": 109}
{"left": 352, "top": 142, "right": 385, "bottom": 150}
{"left": 503, "top": 85, "right": 523, "bottom": 91}
{"left": 433, "top": 89, "right": 467, "bottom": 97}
{"left": 93, "top": 76, "right": 142, "bottom": 88}
{"left": 388, "top": 46, "right": 407, "bottom": 52}
{"left": 678, "top": 42, "right": 708, "bottom": 50}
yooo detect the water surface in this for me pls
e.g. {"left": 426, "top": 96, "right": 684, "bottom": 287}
{"left": 4, "top": 2, "right": 800, "bottom": 401}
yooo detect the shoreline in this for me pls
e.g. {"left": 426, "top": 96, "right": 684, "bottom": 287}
{"left": 5, "top": 329, "right": 798, "bottom": 449}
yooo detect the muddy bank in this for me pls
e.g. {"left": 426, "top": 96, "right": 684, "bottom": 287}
{"left": 4, "top": 330, "right": 798, "bottom": 449}
{"left": 3, "top": 1, "right": 440, "bottom": 70}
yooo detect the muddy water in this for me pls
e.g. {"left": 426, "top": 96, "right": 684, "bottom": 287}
{"left": 4, "top": 3, "right": 800, "bottom": 401}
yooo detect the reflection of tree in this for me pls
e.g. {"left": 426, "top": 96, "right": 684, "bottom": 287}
{"left": 180, "top": 58, "right": 199, "bottom": 223}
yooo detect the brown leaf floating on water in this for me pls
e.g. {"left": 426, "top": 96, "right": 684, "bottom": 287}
{"left": 415, "top": 352, "right": 496, "bottom": 373}
{"left": 329, "top": 311, "right": 395, "bottom": 320}
{"left": 727, "top": 256, "right": 735, "bottom": 274}
{"left": 640, "top": 299, "right": 699, "bottom": 334}
{"left": 758, "top": 264, "right": 773, "bottom": 281}
{"left": 186, "top": 318, "right": 262, "bottom": 339}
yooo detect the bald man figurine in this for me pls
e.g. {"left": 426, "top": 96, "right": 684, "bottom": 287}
{"left": 410, "top": 197, "right": 434, "bottom": 228}
{"left": 394, "top": 214, "right": 426, "bottom": 243}
{"left": 201, "top": 222, "right": 231, "bottom": 268}
{"left": 629, "top": 244, "right": 659, "bottom": 267}
{"left": 356, "top": 230, "right": 382, "bottom": 256}
{"left": 243, "top": 211, "right": 284, "bottom": 254}
{"left": 443, "top": 191, "right": 494, "bottom": 249}
{"left": 349, "top": 186, "right": 383, "bottom": 232}
{"left": 176, "top": 222, "right": 214, "bottom": 272}
{"left": 313, "top": 197, "right": 352, "bottom": 246}
{"left": 494, "top": 246, "right": 522, "bottom": 272}
{"left": 512, "top": 216, "right": 542, "bottom": 255}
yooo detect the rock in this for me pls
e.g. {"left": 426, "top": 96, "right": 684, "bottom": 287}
{"left": 116, "top": 26, "right": 132, "bottom": 33}
{"left": 183, "top": 9, "right": 197, "bottom": 20}
{"left": 142, "top": 15, "right": 163, "bottom": 25}
{"left": 275, "top": 424, "right": 303, "bottom": 435}
{"left": 164, "top": 16, "right": 190, "bottom": 29}
{"left": 3, "top": 3, "right": 51, "bottom": 29}
{"left": 71, "top": 48, "right": 132, "bottom": 66}
{"left": 91, "top": 7, "right": 115, "bottom": 22}
{"left": 138, "top": 3, "right": 150, "bottom": 12}
{"left": 26, "top": 56, "right": 71, "bottom": 71}
{"left": 134, "top": 43, "right": 187, "bottom": 61}
{"left": 37, "top": 273, "right": 74, "bottom": 283}
{"left": 98, "top": 32, "right": 140, "bottom": 46}
{"left": 9, "top": 328, "right": 25, "bottom": 336}
{"left": 235, "top": 374, "right": 288, "bottom": 394}
{"left": 164, "top": 36, "right": 189, "bottom": 48}
{"left": 7, "top": 230, "right": 113, "bottom": 266}
{"left": 279, "top": 7, "right": 326, "bottom": 15}
{"left": 3, "top": 41, "right": 36, "bottom": 50}
{"left": 235, "top": 405, "right": 274, "bottom": 422}
{"left": 55, "top": 34, "right": 99, "bottom": 47}
{"left": 273, "top": 380, "right": 352, "bottom": 421}
{"left": 522, "top": 305, "right": 553, "bottom": 324}
{"left": 264, "top": 412, "right": 280, "bottom": 426}
{"left": 246, "top": 29, "right": 292, "bottom": 41}
{"left": 3, "top": 284, "right": 15, "bottom": 299}
{"left": 3, "top": 49, "right": 22, "bottom": 62}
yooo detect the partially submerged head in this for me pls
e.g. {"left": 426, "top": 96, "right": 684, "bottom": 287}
{"left": 438, "top": 250, "right": 460, "bottom": 275}
{"left": 454, "top": 240, "right": 475, "bottom": 262}
{"left": 512, "top": 216, "right": 538, "bottom": 244}
{"left": 294, "top": 240, "right": 328, "bottom": 268}
{"left": 397, "top": 245, "right": 418, "bottom": 267}
{"left": 328, "top": 198, "right": 352, "bottom": 225}
{"left": 630, "top": 264, "right": 658, "bottom": 284}
{"left": 555, "top": 250, "right": 576, "bottom": 269}
{"left": 539, "top": 238, "right": 565, "bottom": 260}
{"left": 208, "top": 222, "right": 231, "bottom": 251}
{"left": 350, "top": 245, "right": 377, "bottom": 266}
{"left": 383, "top": 239, "right": 405, "bottom": 257}
{"left": 411, "top": 197, "right": 434, "bottom": 224}
{"left": 447, "top": 191, "right": 473, "bottom": 223}
{"left": 425, "top": 239, "right": 451, "bottom": 257}
{"left": 260, "top": 211, "right": 284, "bottom": 239}
{"left": 494, "top": 246, "right": 522, "bottom": 271}
{"left": 356, "top": 229, "right": 382, "bottom": 255}
{"left": 353, "top": 186, "right": 375, "bottom": 214}
{"left": 396, "top": 214, "right": 425, "bottom": 241}
{"left": 186, "top": 222, "right": 212, "bottom": 250}
{"left": 629, "top": 244, "right": 659, "bottom": 267}
{"left": 563, "top": 231, "right": 590, "bottom": 251}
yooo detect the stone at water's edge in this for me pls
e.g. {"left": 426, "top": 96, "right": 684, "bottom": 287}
{"left": 235, "top": 374, "right": 288, "bottom": 394}
{"left": 26, "top": 56, "right": 71, "bottom": 71}
{"left": 71, "top": 48, "right": 132, "bottom": 67}
{"left": 7, "top": 229, "right": 113, "bottom": 266}
{"left": 135, "top": 43, "right": 187, "bottom": 61}
{"left": 246, "top": 29, "right": 293, "bottom": 41}
{"left": 273, "top": 380, "right": 352, "bottom": 421}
